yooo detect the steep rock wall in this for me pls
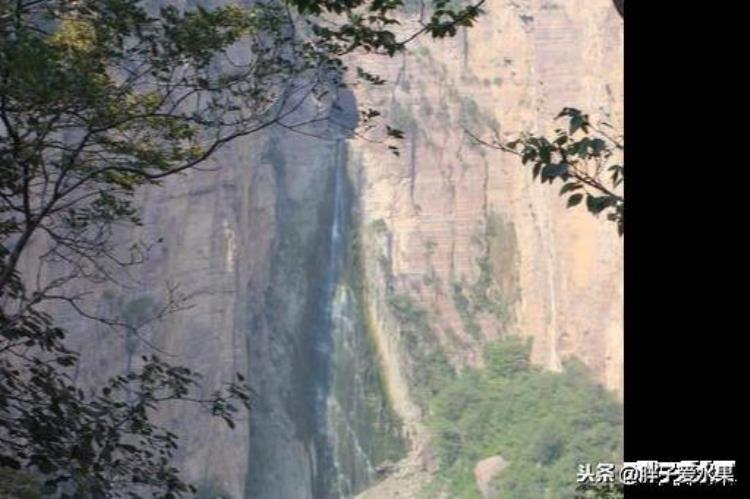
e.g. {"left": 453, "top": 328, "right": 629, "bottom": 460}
{"left": 18, "top": 0, "right": 623, "bottom": 497}
{"left": 350, "top": 0, "right": 623, "bottom": 400}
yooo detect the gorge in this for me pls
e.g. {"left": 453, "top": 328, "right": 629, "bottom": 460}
{"left": 13, "top": 0, "right": 624, "bottom": 497}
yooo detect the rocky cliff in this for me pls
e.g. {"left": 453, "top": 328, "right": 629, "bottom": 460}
{"left": 22, "top": 0, "right": 623, "bottom": 497}
{"left": 350, "top": 0, "right": 623, "bottom": 393}
{"left": 350, "top": 2, "right": 623, "bottom": 495}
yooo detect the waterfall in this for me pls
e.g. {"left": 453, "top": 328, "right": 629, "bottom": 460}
{"left": 308, "top": 139, "right": 350, "bottom": 499}
{"left": 246, "top": 97, "right": 405, "bottom": 499}
{"left": 309, "top": 139, "right": 401, "bottom": 499}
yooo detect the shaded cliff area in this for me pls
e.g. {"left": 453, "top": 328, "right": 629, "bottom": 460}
{"left": 245, "top": 126, "right": 406, "bottom": 499}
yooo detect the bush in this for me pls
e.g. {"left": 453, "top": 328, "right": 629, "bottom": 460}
{"left": 426, "top": 336, "right": 623, "bottom": 498}
{"left": 387, "top": 294, "right": 455, "bottom": 407}
{"left": 483, "top": 336, "right": 531, "bottom": 377}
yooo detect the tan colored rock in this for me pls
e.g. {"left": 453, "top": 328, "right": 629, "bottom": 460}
{"left": 474, "top": 455, "right": 509, "bottom": 499}
{"left": 351, "top": 0, "right": 623, "bottom": 395}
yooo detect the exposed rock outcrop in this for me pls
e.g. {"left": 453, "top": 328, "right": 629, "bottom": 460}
{"left": 474, "top": 455, "right": 509, "bottom": 499}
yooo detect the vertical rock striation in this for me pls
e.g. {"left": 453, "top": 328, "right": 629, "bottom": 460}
{"left": 350, "top": 0, "right": 623, "bottom": 397}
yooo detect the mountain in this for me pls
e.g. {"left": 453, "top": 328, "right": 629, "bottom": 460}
{"left": 22, "top": 0, "right": 622, "bottom": 497}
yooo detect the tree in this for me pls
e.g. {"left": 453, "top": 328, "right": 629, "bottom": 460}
{"left": 469, "top": 108, "right": 624, "bottom": 236}
{"left": 0, "top": 0, "right": 484, "bottom": 496}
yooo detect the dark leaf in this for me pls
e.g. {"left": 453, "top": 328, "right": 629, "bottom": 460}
{"left": 560, "top": 182, "right": 582, "bottom": 195}
{"left": 586, "top": 195, "right": 614, "bottom": 215}
{"left": 541, "top": 163, "right": 568, "bottom": 183}
{"left": 567, "top": 193, "right": 583, "bottom": 207}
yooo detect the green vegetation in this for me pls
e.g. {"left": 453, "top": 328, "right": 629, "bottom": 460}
{"left": 422, "top": 268, "right": 441, "bottom": 288}
{"left": 369, "top": 218, "right": 389, "bottom": 235}
{"left": 425, "top": 336, "right": 623, "bottom": 499}
{"left": 575, "top": 483, "right": 625, "bottom": 499}
{"left": 388, "top": 294, "right": 431, "bottom": 336}
{"left": 484, "top": 213, "right": 521, "bottom": 312}
{"left": 0, "top": 467, "right": 41, "bottom": 498}
{"left": 387, "top": 294, "right": 455, "bottom": 408}
{"left": 470, "top": 256, "right": 503, "bottom": 315}
{"left": 334, "top": 303, "right": 408, "bottom": 482}
{"left": 366, "top": 227, "right": 453, "bottom": 412}
{"left": 340, "top": 212, "right": 408, "bottom": 488}
{"left": 451, "top": 214, "right": 519, "bottom": 339}
{"left": 330, "top": 290, "right": 409, "bottom": 491}
{"left": 451, "top": 283, "right": 482, "bottom": 339}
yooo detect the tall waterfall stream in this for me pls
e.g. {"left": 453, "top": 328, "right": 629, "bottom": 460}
{"left": 246, "top": 134, "right": 405, "bottom": 499}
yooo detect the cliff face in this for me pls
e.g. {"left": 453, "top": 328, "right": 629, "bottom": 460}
{"left": 22, "top": 0, "right": 622, "bottom": 497}
{"left": 351, "top": 3, "right": 623, "bottom": 494}
{"left": 351, "top": 0, "right": 623, "bottom": 396}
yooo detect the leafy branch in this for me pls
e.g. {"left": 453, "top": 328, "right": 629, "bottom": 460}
{"left": 468, "top": 108, "right": 624, "bottom": 236}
